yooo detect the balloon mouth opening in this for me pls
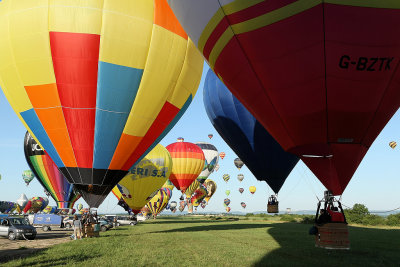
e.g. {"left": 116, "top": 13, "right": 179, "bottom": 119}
{"left": 302, "top": 154, "right": 333, "bottom": 158}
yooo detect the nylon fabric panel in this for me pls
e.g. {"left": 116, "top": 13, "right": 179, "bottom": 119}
{"left": 20, "top": 109, "right": 64, "bottom": 167}
{"left": 120, "top": 101, "right": 180, "bottom": 170}
{"left": 7, "top": 1, "right": 55, "bottom": 86}
{"left": 99, "top": 0, "right": 153, "bottom": 69}
{"left": 93, "top": 62, "right": 143, "bottom": 169}
{"left": 48, "top": 0, "right": 103, "bottom": 35}
{"left": 167, "top": 40, "right": 204, "bottom": 108}
{"left": 166, "top": 0, "right": 222, "bottom": 46}
{"left": 325, "top": 4, "right": 400, "bottom": 144}
{"left": 121, "top": 25, "right": 188, "bottom": 137}
{"left": 30, "top": 156, "right": 55, "bottom": 199}
{"left": 154, "top": 0, "right": 187, "bottom": 39}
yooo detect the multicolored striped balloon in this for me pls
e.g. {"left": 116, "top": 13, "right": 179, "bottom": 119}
{"left": 224, "top": 198, "right": 230, "bottom": 207}
{"left": 147, "top": 189, "right": 170, "bottom": 216}
{"left": 226, "top": 207, "right": 231, "bottom": 213}
{"left": 219, "top": 152, "right": 226, "bottom": 160}
{"left": 166, "top": 138, "right": 205, "bottom": 194}
{"left": 223, "top": 174, "right": 230, "bottom": 183}
{"left": 24, "top": 132, "right": 80, "bottom": 210}
{"left": 0, "top": 0, "right": 203, "bottom": 208}
{"left": 389, "top": 141, "right": 397, "bottom": 149}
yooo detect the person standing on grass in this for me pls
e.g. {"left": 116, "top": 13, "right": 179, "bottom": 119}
{"left": 73, "top": 214, "right": 82, "bottom": 240}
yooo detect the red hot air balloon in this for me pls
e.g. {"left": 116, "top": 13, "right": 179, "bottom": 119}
{"left": 166, "top": 138, "right": 205, "bottom": 194}
{"left": 167, "top": 1, "right": 400, "bottom": 195}
{"left": 219, "top": 152, "right": 226, "bottom": 160}
{"left": 208, "top": 134, "right": 213, "bottom": 139}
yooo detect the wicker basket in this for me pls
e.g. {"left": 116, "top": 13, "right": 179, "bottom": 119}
{"left": 315, "top": 223, "right": 350, "bottom": 249}
{"left": 267, "top": 203, "right": 279, "bottom": 213}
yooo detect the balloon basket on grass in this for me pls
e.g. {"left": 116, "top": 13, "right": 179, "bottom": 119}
{"left": 313, "top": 191, "right": 349, "bottom": 250}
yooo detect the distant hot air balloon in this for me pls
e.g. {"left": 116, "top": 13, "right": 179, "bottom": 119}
{"left": 226, "top": 207, "right": 231, "bottom": 213}
{"left": 196, "top": 142, "right": 219, "bottom": 183}
{"left": 179, "top": 200, "right": 186, "bottom": 212}
{"left": 238, "top": 188, "right": 244, "bottom": 194}
{"left": 43, "top": 206, "right": 57, "bottom": 214}
{"left": 22, "top": 170, "right": 34, "bottom": 186}
{"left": 389, "top": 141, "right": 397, "bottom": 149}
{"left": 223, "top": 174, "right": 230, "bottom": 183}
{"left": 77, "top": 203, "right": 83, "bottom": 211}
{"left": 16, "top": 194, "right": 28, "bottom": 211}
{"left": 191, "top": 184, "right": 208, "bottom": 208}
{"left": 208, "top": 134, "right": 213, "bottom": 139}
{"left": 225, "top": 190, "right": 230, "bottom": 196}
{"left": 203, "top": 70, "right": 299, "bottom": 194}
{"left": 170, "top": 201, "right": 177, "bottom": 210}
{"left": 185, "top": 142, "right": 219, "bottom": 198}
{"left": 24, "top": 132, "right": 80, "bottom": 210}
{"left": 201, "top": 200, "right": 207, "bottom": 209}
{"left": 162, "top": 179, "right": 175, "bottom": 191}
{"left": 214, "top": 164, "right": 220, "bottom": 172}
{"left": 0, "top": 1, "right": 203, "bottom": 208}
{"left": 147, "top": 189, "right": 170, "bottom": 217}
{"left": 249, "top": 186, "right": 256, "bottom": 195}
{"left": 219, "top": 152, "right": 226, "bottom": 160}
{"left": 203, "top": 179, "right": 217, "bottom": 204}
{"left": 241, "top": 202, "right": 246, "bottom": 209}
{"left": 237, "top": 174, "right": 244, "bottom": 182}
{"left": 234, "top": 158, "right": 244, "bottom": 171}
{"left": 169, "top": 0, "right": 400, "bottom": 196}
{"left": 166, "top": 138, "right": 205, "bottom": 195}
{"left": 111, "top": 144, "right": 172, "bottom": 214}
{"left": 23, "top": 197, "right": 46, "bottom": 214}
{"left": 224, "top": 198, "right": 230, "bottom": 207}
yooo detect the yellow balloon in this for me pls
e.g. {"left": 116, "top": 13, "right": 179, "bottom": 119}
{"left": 112, "top": 144, "right": 172, "bottom": 214}
{"left": 249, "top": 186, "right": 256, "bottom": 194}
{"left": 147, "top": 189, "right": 170, "bottom": 216}
{"left": 162, "top": 179, "right": 175, "bottom": 191}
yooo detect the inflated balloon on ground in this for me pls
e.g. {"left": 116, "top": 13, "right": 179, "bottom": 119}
{"left": 0, "top": 1, "right": 203, "bottom": 207}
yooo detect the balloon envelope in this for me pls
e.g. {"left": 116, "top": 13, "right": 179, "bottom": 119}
{"left": 147, "top": 189, "right": 170, "bottom": 216}
{"left": 166, "top": 138, "right": 205, "bottom": 194}
{"left": 224, "top": 198, "right": 230, "bottom": 207}
{"left": 112, "top": 144, "right": 172, "bottom": 214}
{"left": 24, "top": 132, "right": 80, "bottom": 209}
{"left": 203, "top": 70, "right": 299, "bottom": 193}
{"left": 22, "top": 170, "right": 34, "bottom": 186}
{"left": 237, "top": 174, "right": 244, "bottom": 182}
{"left": 195, "top": 142, "right": 219, "bottom": 183}
{"left": 203, "top": 179, "right": 217, "bottom": 204}
{"left": 168, "top": 0, "right": 400, "bottom": 195}
{"left": 222, "top": 174, "right": 230, "bottom": 183}
{"left": 249, "top": 186, "right": 256, "bottom": 195}
{"left": 0, "top": 1, "right": 203, "bottom": 207}
{"left": 234, "top": 158, "right": 244, "bottom": 170}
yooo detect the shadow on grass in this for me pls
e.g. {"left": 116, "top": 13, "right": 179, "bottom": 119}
{"left": 0, "top": 248, "right": 45, "bottom": 264}
{"left": 144, "top": 218, "right": 239, "bottom": 225}
{"left": 147, "top": 223, "right": 271, "bottom": 233}
{"left": 252, "top": 223, "right": 400, "bottom": 266}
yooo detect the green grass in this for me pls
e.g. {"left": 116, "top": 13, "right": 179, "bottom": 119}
{"left": 2, "top": 216, "right": 400, "bottom": 267}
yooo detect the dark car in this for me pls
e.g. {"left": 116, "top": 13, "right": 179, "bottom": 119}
{"left": 0, "top": 217, "right": 37, "bottom": 240}
{"left": 98, "top": 219, "right": 113, "bottom": 232}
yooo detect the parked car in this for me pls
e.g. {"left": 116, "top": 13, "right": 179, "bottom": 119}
{"left": 0, "top": 217, "right": 37, "bottom": 240}
{"left": 117, "top": 216, "right": 137, "bottom": 226}
{"left": 98, "top": 219, "right": 113, "bottom": 232}
{"left": 104, "top": 215, "right": 119, "bottom": 226}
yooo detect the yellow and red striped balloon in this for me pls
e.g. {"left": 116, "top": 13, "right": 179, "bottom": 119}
{"left": 166, "top": 138, "right": 205, "bottom": 194}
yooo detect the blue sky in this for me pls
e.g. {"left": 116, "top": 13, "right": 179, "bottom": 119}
{"left": 1, "top": 64, "right": 400, "bottom": 214}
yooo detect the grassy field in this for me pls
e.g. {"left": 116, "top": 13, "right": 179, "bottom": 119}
{"left": 1, "top": 216, "right": 400, "bottom": 267}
